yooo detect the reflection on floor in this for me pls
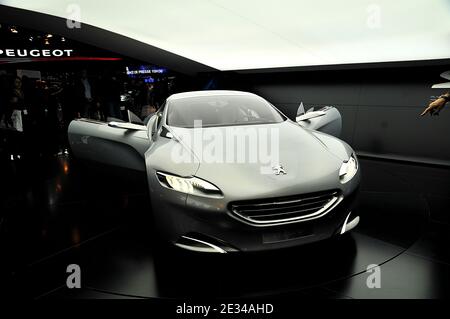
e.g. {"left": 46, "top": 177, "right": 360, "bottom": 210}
{"left": 0, "top": 152, "right": 449, "bottom": 299}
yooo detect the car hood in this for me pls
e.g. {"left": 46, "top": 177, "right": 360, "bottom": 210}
{"left": 169, "top": 121, "right": 351, "bottom": 200}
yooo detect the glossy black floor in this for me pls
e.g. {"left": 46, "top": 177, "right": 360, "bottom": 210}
{"left": 0, "top": 150, "right": 449, "bottom": 299}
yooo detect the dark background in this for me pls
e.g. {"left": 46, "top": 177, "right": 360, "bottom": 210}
{"left": 248, "top": 66, "right": 450, "bottom": 165}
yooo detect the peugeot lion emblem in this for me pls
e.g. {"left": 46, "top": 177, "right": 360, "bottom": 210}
{"left": 272, "top": 165, "right": 287, "bottom": 175}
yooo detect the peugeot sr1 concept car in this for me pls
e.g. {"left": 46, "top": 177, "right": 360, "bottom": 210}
{"left": 68, "top": 90, "right": 360, "bottom": 253}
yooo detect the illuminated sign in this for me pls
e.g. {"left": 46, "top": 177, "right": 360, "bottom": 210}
{"left": 126, "top": 66, "right": 167, "bottom": 75}
{"left": 0, "top": 49, "right": 74, "bottom": 57}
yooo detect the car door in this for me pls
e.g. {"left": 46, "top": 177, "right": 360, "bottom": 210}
{"left": 295, "top": 103, "right": 342, "bottom": 137}
{"left": 68, "top": 113, "right": 150, "bottom": 172}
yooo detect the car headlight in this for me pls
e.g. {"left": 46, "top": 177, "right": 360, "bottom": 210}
{"left": 339, "top": 153, "right": 358, "bottom": 184}
{"left": 156, "top": 172, "right": 223, "bottom": 198}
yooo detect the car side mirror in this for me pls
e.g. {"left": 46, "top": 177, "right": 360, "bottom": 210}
{"left": 296, "top": 111, "right": 326, "bottom": 122}
{"left": 108, "top": 121, "right": 147, "bottom": 131}
{"left": 145, "top": 114, "right": 158, "bottom": 139}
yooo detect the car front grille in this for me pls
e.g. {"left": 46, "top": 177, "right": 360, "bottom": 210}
{"left": 229, "top": 190, "right": 342, "bottom": 226}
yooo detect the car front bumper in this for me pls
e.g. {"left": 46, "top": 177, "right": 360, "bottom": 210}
{"left": 148, "top": 174, "right": 360, "bottom": 253}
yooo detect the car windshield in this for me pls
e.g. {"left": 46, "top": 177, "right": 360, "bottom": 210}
{"left": 167, "top": 94, "right": 286, "bottom": 128}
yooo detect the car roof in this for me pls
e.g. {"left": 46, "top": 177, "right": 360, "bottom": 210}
{"left": 167, "top": 90, "right": 258, "bottom": 101}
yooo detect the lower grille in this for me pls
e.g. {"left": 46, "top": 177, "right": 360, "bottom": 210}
{"left": 230, "top": 190, "right": 342, "bottom": 226}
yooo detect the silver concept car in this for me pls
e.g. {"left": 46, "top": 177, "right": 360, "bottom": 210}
{"left": 68, "top": 90, "right": 360, "bottom": 253}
